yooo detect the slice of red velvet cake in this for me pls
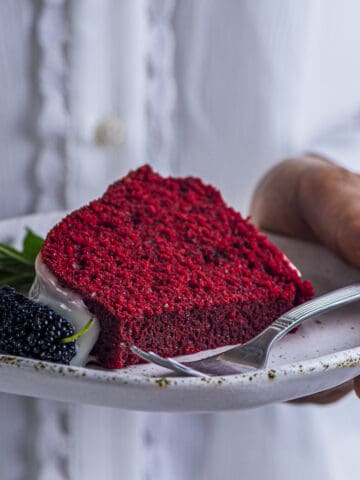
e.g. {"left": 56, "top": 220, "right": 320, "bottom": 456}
{"left": 39, "top": 165, "right": 313, "bottom": 368}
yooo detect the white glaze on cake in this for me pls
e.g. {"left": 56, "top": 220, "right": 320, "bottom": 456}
{"left": 29, "top": 255, "right": 100, "bottom": 366}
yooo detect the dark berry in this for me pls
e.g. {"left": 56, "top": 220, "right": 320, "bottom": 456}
{"left": 0, "top": 286, "right": 77, "bottom": 364}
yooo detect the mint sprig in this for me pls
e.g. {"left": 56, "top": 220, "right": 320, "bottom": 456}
{"left": 61, "top": 318, "right": 95, "bottom": 344}
{"left": 0, "top": 229, "right": 44, "bottom": 294}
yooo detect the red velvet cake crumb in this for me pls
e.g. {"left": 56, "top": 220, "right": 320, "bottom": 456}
{"left": 41, "top": 165, "right": 313, "bottom": 368}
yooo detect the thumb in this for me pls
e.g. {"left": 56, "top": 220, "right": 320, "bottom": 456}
{"left": 250, "top": 156, "right": 360, "bottom": 268}
{"left": 354, "top": 377, "right": 360, "bottom": 398}
{"left": 298, "top": 158, "right": 360, "bottom": 268}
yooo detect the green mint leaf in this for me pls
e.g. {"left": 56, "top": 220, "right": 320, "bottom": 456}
{"left": 61, "top": 318, "right": 95, "bottom": 343}
{"left": 0, "top": 244, "right": 33, "bottom": 266}
{"left": 22, "top": 229, "right": 44, "bottom": 262}
{"left": 0, "top": 228, "right": 44, "bottom": 292}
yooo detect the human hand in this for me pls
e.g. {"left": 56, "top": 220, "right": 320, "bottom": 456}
{"left": 249, "top": 155, "right": 360, "bottom": 403}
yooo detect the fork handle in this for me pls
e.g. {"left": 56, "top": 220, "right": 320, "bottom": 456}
{"left": 267, "top": 283, "right": 360, "bottom": 343}
{"left": 223, "top": 283, "right": 360, "bottom": 367}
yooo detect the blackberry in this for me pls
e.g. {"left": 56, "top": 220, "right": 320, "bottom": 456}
{"left": 0, "top": 286, "right": 77, "bottom": 364}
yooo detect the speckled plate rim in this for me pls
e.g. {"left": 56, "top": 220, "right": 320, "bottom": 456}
{"left": 1, "top": 346, "right": 360, "bottom": 390}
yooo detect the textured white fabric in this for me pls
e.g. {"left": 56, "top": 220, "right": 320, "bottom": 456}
{"left": 145, "top": 0, "right": 176, "bottom": 175}
{"left": 0, "top": 0, "right": 37, "bottom": 219}
{"left": 172, "top": 0, "right": 360, "bottom": 215}
{"left": 35, "top": 0, "right": 69, "bottom": 212}
{"left": 0, "top": 1, "right": 360, "bottom": 479}
{"left": 66, "top": 0, "right": 148, "bottom": 209}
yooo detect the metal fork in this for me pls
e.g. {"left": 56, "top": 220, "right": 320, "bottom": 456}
{"left": 131, "top": 284, "right": 360, "bottom": 377}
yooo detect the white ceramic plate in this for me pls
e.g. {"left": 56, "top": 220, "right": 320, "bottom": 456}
{"left": 0, "top": 212, "right": 359, "bottom": 412}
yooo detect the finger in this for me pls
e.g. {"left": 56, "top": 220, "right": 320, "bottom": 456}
{"left": 250, "top": 157, "right": 317, "bottom": 240}
{"left": 353, "top": 376, "right": 360, "bottom": 398}
{"left": 298, "top": 159, "right": 360, "bottom": 267}
{"left": 250, "top": 156, "right": 360, "bottom": 268}
{"left": 288, "top": 380, "right": 354, "bottom": 405}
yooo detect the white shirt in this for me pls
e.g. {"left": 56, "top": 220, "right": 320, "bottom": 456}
{"left": 0, "top": 1, "right": 359, "bottom": 479}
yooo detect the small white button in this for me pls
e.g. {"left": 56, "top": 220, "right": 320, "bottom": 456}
{"left": 94, "top": 116, "right": 125, "bottom": 146}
